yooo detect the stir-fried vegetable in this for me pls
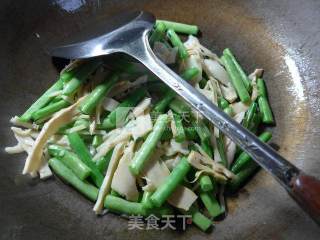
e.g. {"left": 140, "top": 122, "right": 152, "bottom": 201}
{"left": 6, "top": 18, "right": 276, "bottom": 233}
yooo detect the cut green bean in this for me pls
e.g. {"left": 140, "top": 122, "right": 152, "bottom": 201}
{"left": 150, "top": 157, "right": 191, "bottom": 207}
{"left": 147, "top": 204, "right": 174, "bottom": 217}
{"left": 172, "top": 113, "right": 186, "bottom": 143}
{"left": 67, "top": 132, "right": 104, "bottom": 187}
{"left": 100, "top": 88, "right": 147, "bottom": 129}
{"left": 48, "top": 145, "right": 91, "bottom": 180}
{"left": 248, "top": 111, "right": 262, "bottom": 133}
{"left": 152, "top": 68, "right": 198, "bottom": 114}
{"left": 192, "top": 120, "right": 211, "bottom": 145}
{"left": 223, "top": 48, "right": 251, "bottom": 92}
{"left": 185, "top": 206, "right": 213, "bottom": 232}
{"left": 231, "top": 132, "right": 272, "bottom": 174}
{"left": 31, "top": 99, "right": 69, "bottom": 121}
{"left": 96, "top": 148, "right": 114, "bottom": 174}
{"left": 104, "top": 195, "right": 147, "bottom": 216}
{"left": 19, "top": 69, "right": 75, "bottom": 122}
{"left": 199, "top": 175, "right": 214, "bottom": 192}
{"left": 141, "top": 191, "right": 154, "bottom": 209}
{"left": 160, "top": 127, "right": 173, "bottom": 141}
{"left": 169, "top": 98, "right": 191, "bottom": 115}
{"left": 180, "top": 67, "right": 200, "bottom": 81}
{"left": 167, "top": 29, "right": 189, "bottom": 60}
{"left": 258, "top": 96, "right": 274, "bottom": 124}
{"left": 149, "top": 22, "right": 166, "bottom": 46}
{"left": 199, "top": 191, "right": 221, "bottom": 218}
{"left": 243, "top": 102, "right": 258, "bottom": 129}
{"left": 218, "top": 97, "right": 229, "bottom": 109}
{"left": 228, "top": 162, "right": 259, "bottom": 193}
{"left": 216, "top": 134, "right": 228, "bottom": 167}
{"left": 49, "top": 158, "right": 98, "bottom": 201}
{"left": 92, "top": 135, "right": 103, "bottom": 148}
{"left": 130, "top": 114, "right": 168, "bottom": 176}
{"left": 62, "top": 59, "right": 101, "bottom": 96}
{"left": 257, "top": 78, "right": 268, "bottom": 98}
{"left": 221, "top": 55, "right": 250, "bottom": 103}
{"left": 185, "top": 126, "right": 199, "bottom": 141}
{"left": 80, "top": 73, "right": 119, "bottom": 115}
{"left": 156, "top": 20, "right": 199, "bottom": 35}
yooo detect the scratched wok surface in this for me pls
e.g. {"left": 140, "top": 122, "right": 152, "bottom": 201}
{"left": 0, "top": 0, "right": 319, "bottom": 239}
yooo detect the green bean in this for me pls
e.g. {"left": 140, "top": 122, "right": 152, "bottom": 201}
{"left": 258, "top": 96, "right": 274, "bottom": 124}
{"left": 180, "top": 67, "right": 200, "bottom": 81}
{"left": 150, "top": 157, "right": 191, "bottom": 207}
{"left": 192, "top": 120, "right": 211, "bottom": 145}
{"left": 221, "top": 55, "right": 250, "bottom": 103}
{"left": 156, "top": 20, "right": 199, "bottom": 35}
{"left": 129, "top": 114, "right": 168, "bottom": 176}
{"left": 48, "top": 145, "right": 91, "bottom": 180}
{"left": 169, "top": 98, "right": 191, "bottom": 115}
{"left": 147, "top": 204, "right": 174, "bottom": 217}
{"left": 62, "top": 59, "right": 101, "bottom": 96}
{"left": 149, "top": 22, "right": 166, "bottom": 46}
{"left": 152, "top": 68, "right": 198, "bottom": 114}
{"left": 166, "top": 29, "right": 189, "bottom": 60}
{"left": 199, "top": 175, "right": 214, "bottom": 192}
{"left": 185, "top": 126, "right": 199, "bottom": 141}
{"left": 257, "top": 78, "right": 268, "bottom": 98}
{"left": 104, "top": 195, "right": 147, "bottom": 216}
{"left": 96, "top": 148, "right": 114, "bottom": 174}
{"left": 172, "top": 113, "right": 186, "bottom": 143}
{"left": 153, "top": 90, "right": 176, "bottom": 114}
{"left": 141, "top": 191, "right": 154, "bottom": 209}
{"left": 31, "top": 99, "right": 69, "bottom": 121}
{"left": 67, "top": 132, "right": 104, "bottom": 187}
{"left": 216, "top": 134, "right": 228, "bottom": 167}
{"left": 19, "top": 69, "right": 75, "bottom": 122}
{"left": 185, "top": 206, "right": 213, "bottom": 232}
{"left": 242, "top": 102, "right": 258, "bottom": 129}
{"left": 228, "top": 162, "right": 259, "bottom": 193}
{"left": 248, "top": 111, "right": 262, "bottom": 133}
{"left": 231, "top": 132, "right": 272, "bottom": 174}
{"left": 80, "top": 73, "right": 119, "bottom": 115}
{"left": 92, "top": 135, "right": 103, "bottom": 148}
{"left": 218, "top": 97, "right": 229, "bottom": 109}
{"left": 223, "top": 48, "right": 251, "bottom": 92}
{"left": 100, "top": 88, "right": 147, "bottom": 130}
{"left": 199, "top": 191, "right": 221, "bottom": 218}
{"left": 49, "top": 158, "right": 98, "bottom": 201}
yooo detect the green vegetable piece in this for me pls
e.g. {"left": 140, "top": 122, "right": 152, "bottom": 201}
{"left": 199, "top": 175, "right": 214, "bottom": 192}
{"left": 100, "top": 88, "right": 147, "bottom": 130}
{"left": 243, "top": 102, "right": 258, "bottom": 129}
{"left": 31, "top": 99, "right": 69, "bottom": 121}
{"left": 49, "top": 158, "right": 98, "bottom": 201}
{"left": 185, "top": 126, "right": 199, "bottom": 141}
{"left": 129, "top": 114, "right": 168, "bottom": 176}
{"left": 228, "top": 162, "right": 259, "bottom": 193}
{"left": 221, "top": 55, "right": 250, "bottom": 103}
{"left": 92, "top": 135, "right": 103, "bottom": 148}
{"left": 67, "top": 132, "right": 104, "bottom": 187}
{"left": 180, "top": 67, "right": 200, "bottom": 81}
{"left": 156, "top": 20, "right": 199, "bottom": 35}
{"left": 48, "top": 144, "right": 91, "bottom": 180}
{"left": 257, "top": 78, "right": 268, "bottom": 98}
{"left": 149, "top": 22, "right": 166, "bottom": 46}
{"left": 186, "top": 206, "right": 213, "bottom": 232}
{"left": 167, "top": 29, "right": 189, "bottom": 60}
{"left": 104, "top": 195, "right": 147, "bottom": 216}
{"left": 231, "top": 132, "right": 272, "bottom": 174}
{"left": 199, "top": 191, "right": 222, "bottom": 218}
{"left": 223, "top": 106, "right": 234, "bottom": 117}
{"left": 150, "top": 157, "right": 191, "bottom": 208}
{"left": 172, "top": 113, "right": 186, "bottom": 143}
{"left": 218, "top": 97, "right": 229, "bottom": 109}
{"left": 223, "top": 48, "right": 251, "bottom": 92}
{"left": 80, "top": 73, "right": 119, "bottom": 115}
{"left": 96, "top": 148, "right": 114, "bottom": 174}
{"left": 62, "top": 59, "right": 101, "bottom": 96}
{"left": 141, "top": 191, "right": 154, "bottom": 209}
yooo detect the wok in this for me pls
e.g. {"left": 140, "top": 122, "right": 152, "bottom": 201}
{"left": 0, "top": 0, "right": 319, "bottom": 239}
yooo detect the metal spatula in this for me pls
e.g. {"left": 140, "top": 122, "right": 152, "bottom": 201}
{"left": 49, "top": 11, "right": 320, "bottom": 224}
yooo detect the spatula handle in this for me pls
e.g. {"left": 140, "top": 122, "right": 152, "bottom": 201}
{"left": 291, "top": 173, "right": 320, "bottom": 223}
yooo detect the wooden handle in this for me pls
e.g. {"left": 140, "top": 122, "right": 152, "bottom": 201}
{"left": 291, "top": 173, "right": 320, "bottom": 224}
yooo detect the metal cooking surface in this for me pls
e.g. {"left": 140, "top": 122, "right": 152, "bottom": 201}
{"left": 0, "top": 0, "right": 319, "bottom": 239}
